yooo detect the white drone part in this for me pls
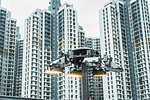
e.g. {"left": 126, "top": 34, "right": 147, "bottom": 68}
{"left": 86, "top": 63, "right": 98, "bottom": 67}
{"left": 105, "top": 67, "right": 123, "bottom": 72}
{"left": 104, "top": 62, "right": 123, "bottom": 72}
{"left": 82, "top": 57, "right": 99, "bottom": 63}
{"left": 50, "top": 56, "right": 66, "bottom": 65}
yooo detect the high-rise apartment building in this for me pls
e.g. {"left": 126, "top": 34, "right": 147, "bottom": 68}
{"left": 15, "top": 39, "right": 23, "bottom": 97}
{"left": 127, "top": 0, "right": 150, "bottom": 99}
{"left": 100, "top": 0, "right": 150, "bottom": 99}
{"left": 84, "top": 37, "right": 102, "bottom": 100}
{"left": 78, "top": 25, "right": 85, "bottom": 48}
{"left": 0, "top": 7, "right": 6, "bottom": 85}
{"left": 14, "top": 27, "right": 21, "bottom": 96}
{"left": 99, "top": 0, "right": 132, "bottom": 99}
{"left": 0, "top": 6, "right": 17, "bottom": 96}
{"left": 92, "top": 38, "right": 101, "bottom": 51}
{"left": 85, "top": 38, "right": 93, "bottom": 49}
{"left": 22, "top": 9, "right": 52, "bottom": 99}
{"left": 57, "top": 3, "right": 81, "bottom": 100}
{"left": 85, "top": 37, "right": 100, "bottom": 51}
{"left": 123, "top": 0, "right": 138, "bottom": 99}
{"left": 48, "top": 0, "right": 61, "bottom": 61}
{"left": 48, "top": 1, "right": 61, "bottom": 99}
{"left": 57, "top": 3, "right": 79, "bottom": 54}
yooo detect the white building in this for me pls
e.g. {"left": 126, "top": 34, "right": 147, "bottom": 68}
{"left": 85, "top": 37, "right": 100, "bottom": 52}
{"left": 57, "top": 3, "right": 81, "bottom": 100}
{"left": 128, "top": 0, "right": 150, "bottom": 99}
{"left": 92, "top": 38, "right": 101, "bottom": 52}
{"left": 84, "top": 37, "right": 102, "bottom": 100}
{"left": 57, "top": 3, "right": 79, "bottom": 54}
{"left": 0, "top": 7, "right": 17, "bottom": 96}
{"left": 78, "top": 25, "right": 85, "bottom": 48}
{"left": 85, "top": 38, "right": 93, "bottom": 49}
{"left": 99, "top": 0, "right": 132, "bottom": 99}
{"left": 22, "top": 9, "right": 52, "bottom": 99}
{"left": 15, "top": 39, "right": 23, "bottom": 97}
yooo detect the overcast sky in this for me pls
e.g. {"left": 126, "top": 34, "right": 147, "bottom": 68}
{"left": 1, "top": 0, "right": 150, "bottom": 39}
{"left": 1, "top": 0, "right": 110, "bottom": 39}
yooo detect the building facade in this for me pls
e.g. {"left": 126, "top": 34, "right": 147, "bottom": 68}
{"left": 57, "top": 3, "right": 79, "bottom": 54}
{"left": 85, "top": 37, "right": 102, "bottom": 100}
{"left": 123, "top": 0, "right": 138, "bottom": 99}
{"left": 57, "top": 3, "right": 81, "bottom": 100}
{"left": 85, "top": 37, "right": 100, "bottom": 52}
{"left": 14, "top": 27, "right": 21, "bottom": 96}
{"left": 78, "top": 25, "right": 85, "bottom": 48}
{"left": 85, "top": 38, "right": 93, "bottom": 49}
{"left": 0, "top": 7, "right": 17, "bottom": 96}
{"left": 128, "top": 0, "right": 150, "bottom": 99}
{"left": 99, "top": 0, "right": 132, "bottom": 99}
{"left": 0, "top": 7, "right": 6, "bottom": 89}
{"left": 92, "top": 38, "right": 101, "bottom": 51}
{"left": 22, "top": 9, "right": 52, "bottom": 99}
{"left": 99, "top": 0, "right": 150, "bottom": 99}
{"left": 48, "top": 0, "right": 61, "bottom": 61}
{"left": 48, "top": 1, "right": 61, "bottom": 99}
{"left": 15, "top": 39, "right": 23, "bottom": 97}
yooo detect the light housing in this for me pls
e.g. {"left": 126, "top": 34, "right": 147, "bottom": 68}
{"left": 68, "top": 69, "right": 82, "bottom": 78}
{"left": 45, "top": 67, "right": 63, "bottom": 74}
{"left": 93, "top": 69, "right": 108, "bottom": 77}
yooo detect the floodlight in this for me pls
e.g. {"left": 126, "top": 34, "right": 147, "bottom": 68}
{"left": 68, "top": 69, "right": 82, "bottom": 78}
{"left": 45, "top": 67, "right": 63, "bottom": 74}
{"left": 93, "top": 69, "right": 108, "bottom": 77}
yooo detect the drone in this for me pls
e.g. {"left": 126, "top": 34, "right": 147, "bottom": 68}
{"left": 49, "top": 47, "right": 123, "bottom": 76}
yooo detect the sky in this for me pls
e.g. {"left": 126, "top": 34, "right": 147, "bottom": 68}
{"left": 1, "top": 0, "right": 110, "bottom": 39}
{"left": 1, "top": 0, "right": 150, "bottom": 39}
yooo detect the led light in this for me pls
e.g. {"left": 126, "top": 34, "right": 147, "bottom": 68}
{"left": 45, "top": 70, "right": 63, "bottom": 74}
{"left": 93, "top": 69, "right": 108, "bottom": 77}
{"left": 68, "top": 69, "right": 82, "bottom": 78}
{"left": 94, "top": 74, "right": 108, "bottom": 77}
{"left": 68, "top": 74, "right": 82, "bottom": 78}
{"left": 45, "top": 67, "right": 63, "bottom": 74}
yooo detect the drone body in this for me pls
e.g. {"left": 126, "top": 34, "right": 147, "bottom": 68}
{"left": 48, "top": 47, "right": 123, "bottom": 76}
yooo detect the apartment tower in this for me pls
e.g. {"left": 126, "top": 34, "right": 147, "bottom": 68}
{"left": 99, "top": 0, "right": 132, "bottom": 99}
{"left": 48, "top": 0, "right": 61, "bottom": 61}
{"left": 22, "top": 9, "right": 52, "bottom": 99}
{"left": 0, "top": 6, "right": 17, "bottom": 96}
{"left": 15, "top": 39, "right": 23, "bottom": 97}
{"left": 57, "top": 3, "right": 81, "bottom": 100}
{"left": 85, "top": 37, "right": 102, "bottom": 100}
{"left": 78, "top": 25, "right": 85, "bottom": 48}
{"left": 48, "top": 1, "right": 61, "bottom": 99}
{"left": 128, "top": 0, "right": 150, "bottom": 99}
